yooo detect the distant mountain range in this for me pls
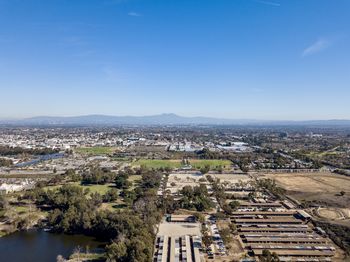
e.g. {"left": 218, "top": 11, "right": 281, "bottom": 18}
{"left": 1, "top": 114, "right": 350, "bottom": 127}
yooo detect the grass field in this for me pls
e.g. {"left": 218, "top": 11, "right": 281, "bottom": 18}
{"left": 43, "top": 182, "right": 126, "bottom": 210}
{"left": 132, "top": 159, "right": 232, "bottom": 170}
{"left": 132, "top": 159, "right": 182, "bottom": 169}
{"left": 307, "top": 151, "right": 340, "bottom": 157}
{"left": 75, "top": 146, "right": 116, "bottom": 155}
{"left": 44, "top": 182, "right": 116, "bottom": 195}
{"left": 189, "top": 159, "right": 232, "bottom": 170}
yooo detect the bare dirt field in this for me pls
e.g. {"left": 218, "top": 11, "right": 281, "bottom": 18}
{"left": 313, "top": 207, "right": 350, "bottom": 228}
{"left": 211, "top": 174, "right": 250, "bottom": 184}
{"left": 157, "top": 222, "right": 201, "bottom": 236}
{"left": 264, "top": 172, "right": 350, "bottom": 192}
{"left": 263, "top": 172, "right": 350, "bottom": 208}
{"left": 263, "top": 172, "right": 350, "bottom": 229}
{"left": 317, "top": 208, "right": 345, "bottom": 220}
{"left": 166, "top": 172, "right": 210, "bottom": 194}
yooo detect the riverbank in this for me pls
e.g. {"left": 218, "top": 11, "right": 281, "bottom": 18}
{"left": 0, "top": 197, "right": 47, "bottom": 237}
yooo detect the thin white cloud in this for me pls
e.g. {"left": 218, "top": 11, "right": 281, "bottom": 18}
{"left": 128, "top": 12, "right": 142, "bottom": 17}
{"left": 302, "top": 38, "right": 332, "bottom": 57}
{"left": 255, "top": 0, "right": 281, "bottom": 7}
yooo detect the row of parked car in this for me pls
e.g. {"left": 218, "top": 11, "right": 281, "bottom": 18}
{"left": 206, "top": 215, "right": 227, "bottom": 259}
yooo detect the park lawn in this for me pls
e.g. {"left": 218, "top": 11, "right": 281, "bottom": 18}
{"left": 307, "top": 150, "right": 341, "bottom": 158}
{"left": 128, "top": 175, "right": 141, "bottom": 183}
{"left": 42, "top": 184, "right": 62, "bottom": 192}
{"left": 81, "top": 183, "right": 117, "bottom": 195}
{"left": 10, "top": 205, "right": 48, "bottom": 220}
{"left": 43, "top": 182, "right": 116, "bottom": 196}
{"left": 132, "top": 159, "right": 232, "bottom": 170}
{"left": 189, "top": 159, "right": 232, "bottom": 170}
{"left": 13, "top": 205, "right": 30, "bottom": 213}
{"left": 128, "top": 174, "right": 142, "bottom": 189}
{"left": 111, "top": 157, "right": 130, "bottom": 161}
{"left": 100, "top": 200, "right": 127, "bottom": 211}
{"left": 75, "top": 146, "right": 116, "bottom": 155}
{"left": 132, "top": 159, "right": 182, "bottom": 169}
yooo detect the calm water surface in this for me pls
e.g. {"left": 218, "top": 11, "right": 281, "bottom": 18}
{"left": 15, "top": 153, "right": 65, "bottom": 167}
{"left": 0, "top": 230, "right": 105, "bottom": 262}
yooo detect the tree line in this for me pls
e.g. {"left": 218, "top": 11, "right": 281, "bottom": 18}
{"left": 22, "top": 166, "right": 165, "bottom": 262}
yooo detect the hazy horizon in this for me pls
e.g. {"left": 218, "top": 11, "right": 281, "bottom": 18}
{"left": 1, "top": 113, "right": 350, "bottom": 122}
{"left": 1, "top": 0, "right": 349, "bottom": 120}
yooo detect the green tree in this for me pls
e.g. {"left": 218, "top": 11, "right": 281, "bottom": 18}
{"left": 106, "top": 242, "right": 127, "bottom": 262}
{"left": 0, "top": 195, "right": 8, "bottom": 210}
{"left": 103, "top": 188, "right": 119, "bottom": 202}
{"left": 200, "top": 165, "right": 210, "bottom": 174}
{"left": 229, "top": 200, "right": 240, "bottom": 210}
{"left": 115, "top": 173, "right": 131, "bottom": 189}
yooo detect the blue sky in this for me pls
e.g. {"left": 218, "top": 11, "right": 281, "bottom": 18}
{"left": 0, "top": 0, "right": 349, "bottom": 120}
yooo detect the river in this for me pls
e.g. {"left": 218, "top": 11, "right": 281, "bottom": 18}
{"left": 14, "top": 153, "right": 65, "bottom": 168}
{"left": 0, "top": 230, "right": 105, "bottom": 262}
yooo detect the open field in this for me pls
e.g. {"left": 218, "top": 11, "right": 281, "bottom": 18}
{"left": 189, "top": 159, "right": 232, "bottom": 170}
{"left": 128, "top": 174, "right": 142, "bottom": 182}
{"left": 263, "top": 172, "right": 350, "bottom": 209}
{"left": 43, "top": 182, "right": 116, "bottom": 195}
{"left": 158, "top": 222, "right": 201, "bottom": 236}
{"left": 75, "top": 146, "right": 116, "bottom": 155}
{"left": 316, "top": 208, "right": 350, "bottom": 220}
{"left": 127, "top": 174, "right": 142, "bottom": 189}
{"left": 80, "top": 183, "right": 117, "bottom": 195}
{"left": 43, "top": 182, "right": 127, "bottom": 211}
{"left": 167, "top": 172, "right": 208, "bottom": 194}
{"left": 132, "top": 159, "right": 232, "bottom": 170}
{"left": 132, "top": 159, "right": 182, "bottom": 169}
{"left": 211, "top": 173, "right": 250, "bottom": 184}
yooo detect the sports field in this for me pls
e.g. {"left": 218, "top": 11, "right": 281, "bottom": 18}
{"left": 75, "top": 146, "right": 116, "bottom": 155}
{"left": 132, "top": 159, "right": 232, "bottom": 170}
{"left": 189, "top": 159, "right": 232, "bottom": 170}
{"left": 132, "top": 159, "right": 182, "bottom": 169}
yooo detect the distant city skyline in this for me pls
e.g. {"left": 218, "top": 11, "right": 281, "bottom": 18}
{"left": 0, "top": 0, "right": 349, "bottom": 120}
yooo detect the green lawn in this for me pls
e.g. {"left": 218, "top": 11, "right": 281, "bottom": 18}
{"left": 132, "top": 159, "right": 183, "bottom": 169}
{"left": 75, "top": 146, "right": 116, "bottom": 155}
{"left": 189, "top": 159, "right": 232, "bottom": 170}
{"left": 308, "top": 151, "right": 340, "bottom": 158}
{"left": 127, "top": 175, "right": 142, "bottom": 189}
{"left": 128, "top": 175, "right": 142, "bottom": 182}
{"left": 101, "top": 201, "right": 127, "bottom": 211}
{"left": 132, "top": 158, "right": 232, "bottom": 170}
{"left": 43, "top": 182, "right": 116, "bottom": 195}
{"left": 13, "top": 205, "right": 30, "bottom": 213}
{"left": 81, "top": 183, "right": 116, "bottom": 195}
